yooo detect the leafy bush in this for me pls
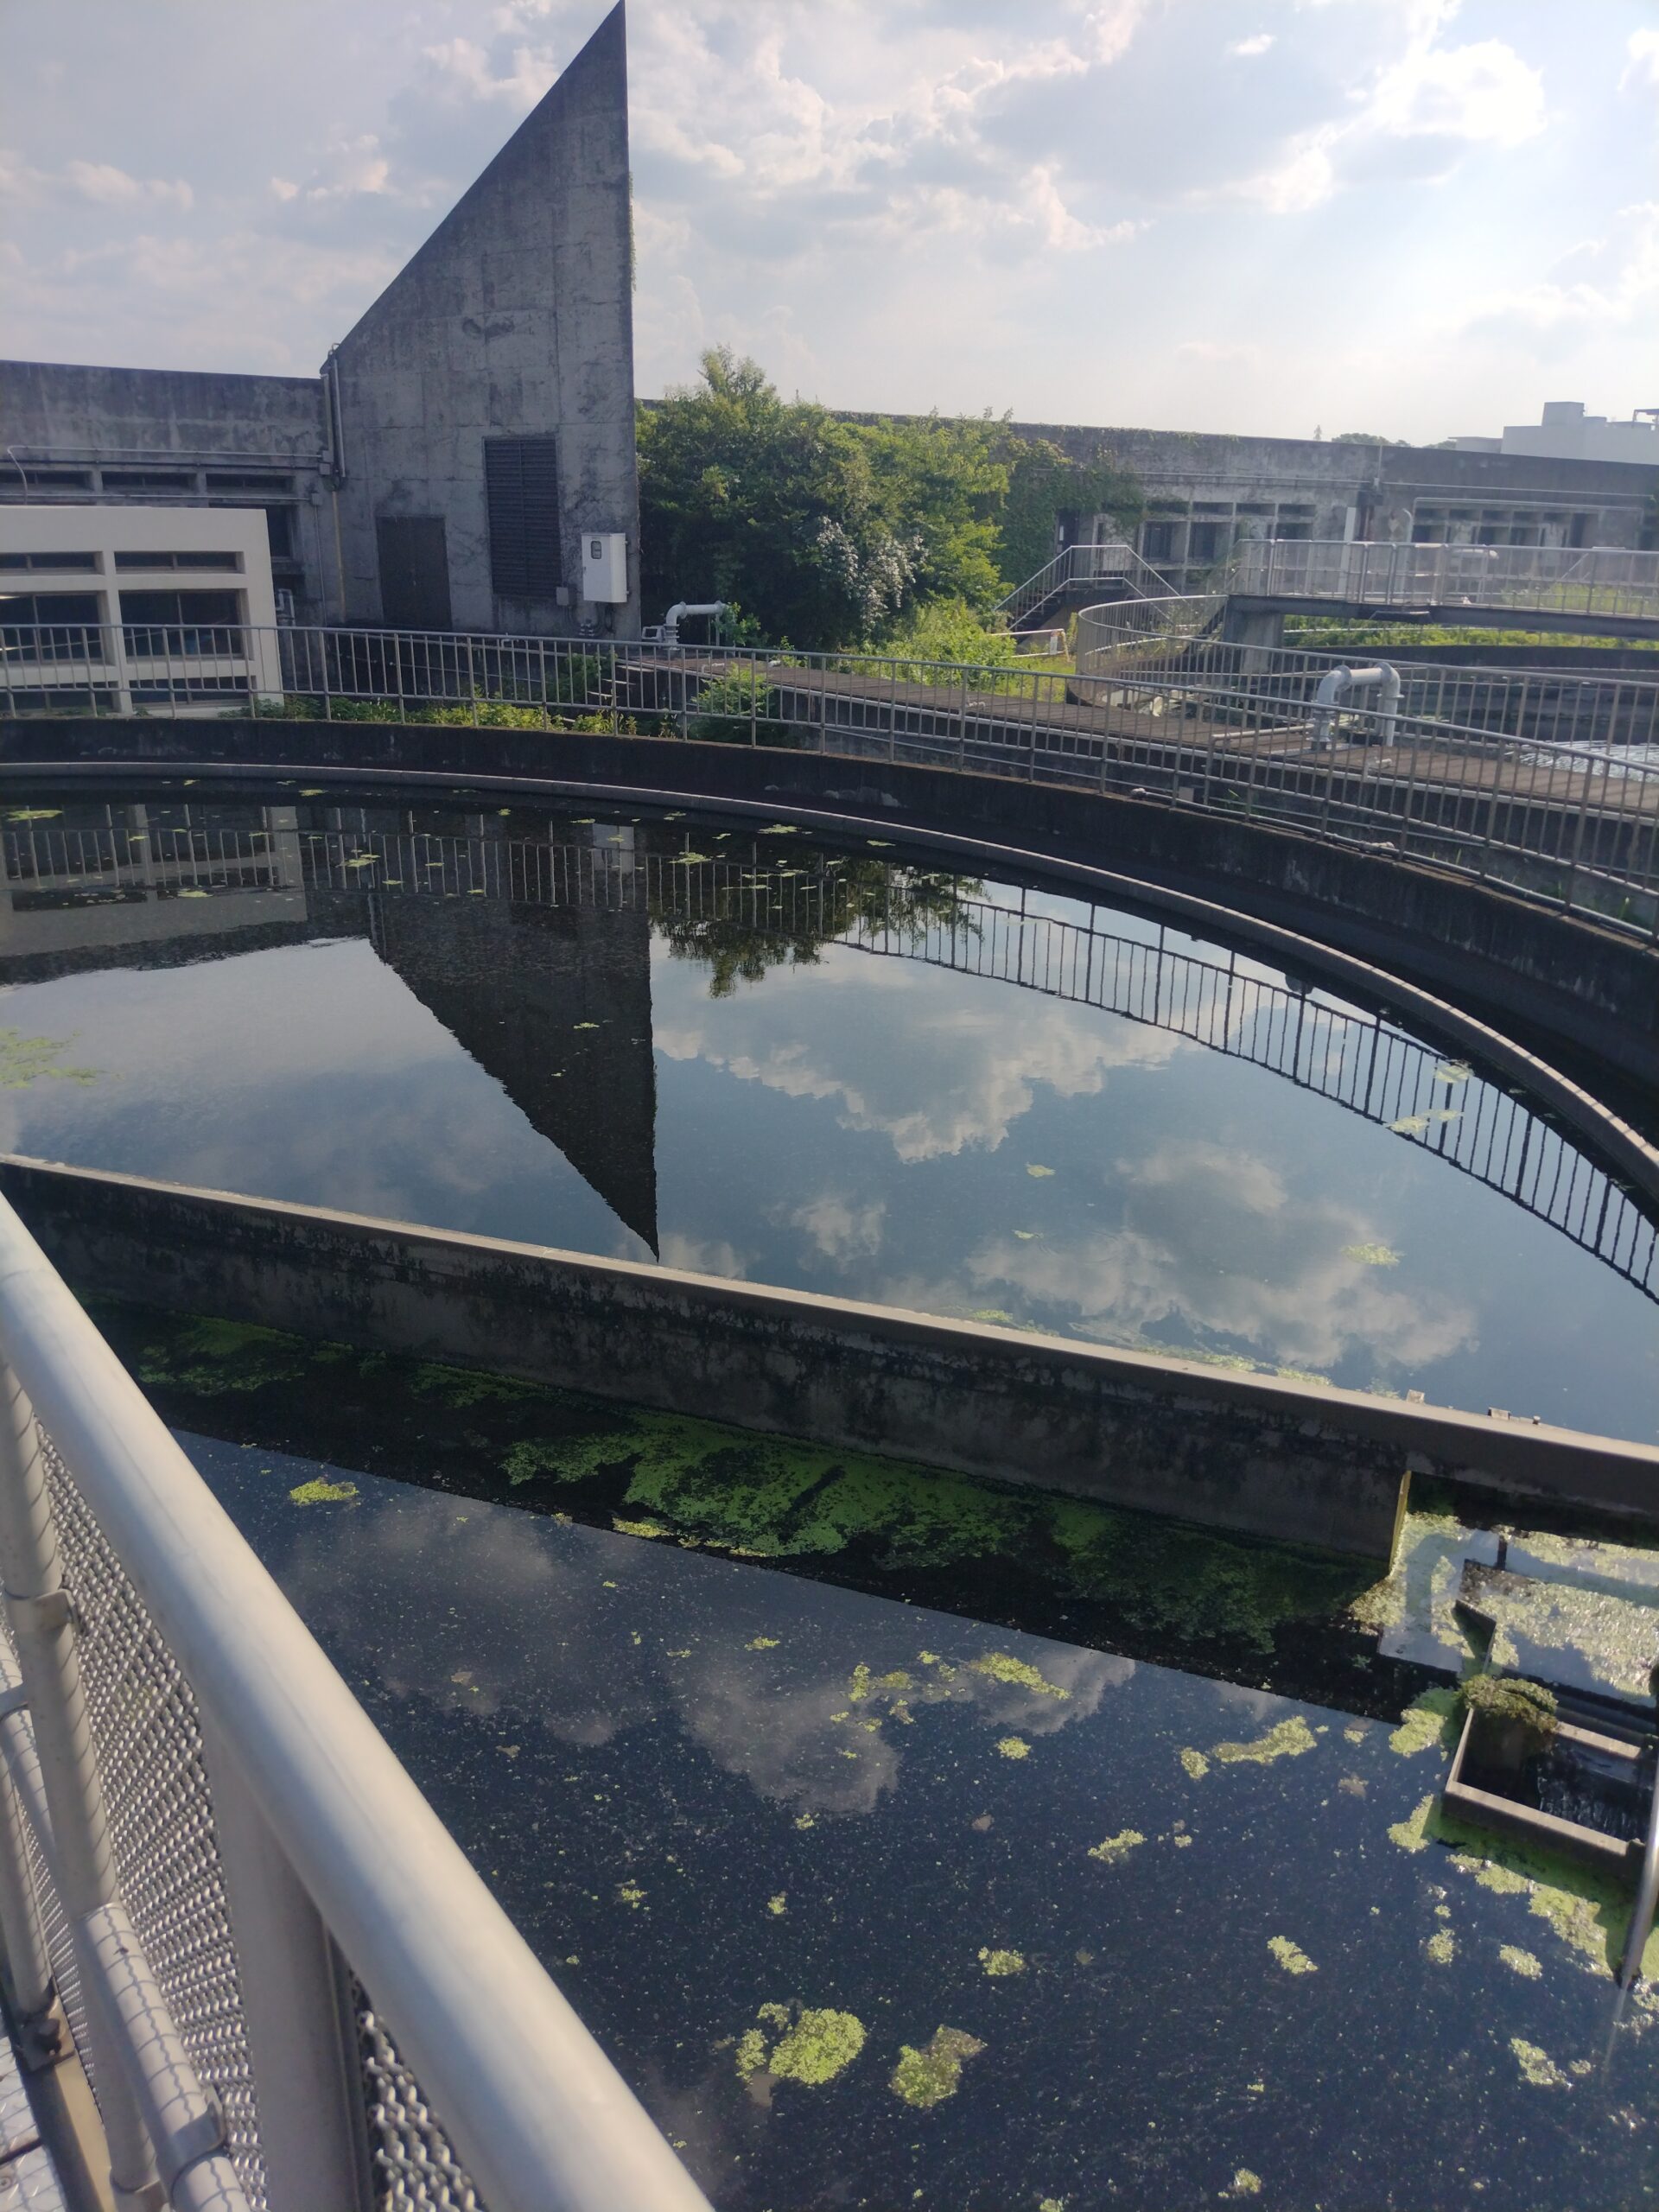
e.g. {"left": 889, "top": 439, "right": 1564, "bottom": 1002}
{"left": 686, "top": 664, "right": 798, "bottom": 747}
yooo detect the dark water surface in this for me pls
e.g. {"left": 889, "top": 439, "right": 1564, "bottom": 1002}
{"left": 182, "top": 1433, "right": 1659, "bottom": 2212}
{"left": 1, "top": 785, "right": 1654, "bottom": 1440}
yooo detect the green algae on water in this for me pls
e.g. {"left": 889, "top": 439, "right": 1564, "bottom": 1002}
{"left": 737, "top": 2003, "right": 866, "bottom": 2088}
{"left": 995, "top": 1737, "right": 1030, "bottom": 1760}
{"left": 968, "top": 1652, "right": 1069, "bottom": 1699}
{"left": 1180, "top": 1748, "right": 1210, "bottom": 1780}
{"left": 1426, "top": 1929, "right": 1456, "bottom": 1964}
{"left": 1510, "top": 2037, "right": 1569, "bottom": 2088}
{"left": 0, "top": 1028, "right": 99, "bottom": 1089}
{"left": 1342, "top": 1243, "right": 1401, "bottom": 1267}
{"left": 1500, "top": 1945, "right": 1542, "bottom": 1978}
{"left": 1088, "top": 1830, "right": 1145, "bottom": 1866}
{"left": 1229, "top": 2173, "right": 1262, "bottom": 2200}
{"left": 1213, "top": 1716, "right": 1317, "bottom": 1765}
{"left": 890, "top": 2025, "right": 986, "bottom": 2108}
{"left": 289, "top": 1477, "right": 356, "bottom": 1505}
{"left": 1389, "top": 1688, "right": 1460, "bottom": 1758}
{"left": 978, "top": 1948, "right": 1025, "bottom": 1976}
{"left": 1267, "top": 1936, "right": 1317, "bottom": 1975}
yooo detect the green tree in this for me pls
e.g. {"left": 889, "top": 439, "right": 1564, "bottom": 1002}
{"left": 637, "top": 352, "right": 1143, "bottom": 647}
{"left": 637, "top": 348, "right": 921, "bottom": 645}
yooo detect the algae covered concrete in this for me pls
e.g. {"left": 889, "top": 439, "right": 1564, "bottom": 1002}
{"left": 10, "top": 1155, "right": 1659, "bottom": 1565}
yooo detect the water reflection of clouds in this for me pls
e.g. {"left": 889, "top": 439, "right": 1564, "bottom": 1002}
{"left": 656, "top": 947, "right": 1185, "bottom": 1163}
{"left": 276, "top": 1484, "right": 1128, "bottom": 1816}
{"left": 967, "top": 1135, "right": 1478, "bottom": 1374}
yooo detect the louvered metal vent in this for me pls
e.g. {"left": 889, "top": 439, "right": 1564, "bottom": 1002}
{"left": 485, "top": 437, "right": 561, "bottom": 600}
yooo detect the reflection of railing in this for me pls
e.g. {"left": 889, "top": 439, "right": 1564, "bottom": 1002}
{"left": 0, "top": 1189, "right": 709, "bottom": 2210}
{"left": 1228, "top": 539, "right": 1659, "bottom": 621}
{"left": 3, "top": 819, "right": 288, "bottom": 899}
{"left": 3, "top": 618, "right": 1657, "bottom": 943}
{"left": 287, "top": 827, "right": 1659, "bottom": 1303}
{"left": 1077, "top": 599, "right": 1659, "bottom": 749}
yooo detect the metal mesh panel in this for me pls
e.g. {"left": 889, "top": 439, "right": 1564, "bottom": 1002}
{"left": 37, "top": 1434, "right": 270, "bottom": 2209}
{"left": 357, "top": 1997, "right": 487, "bottom": 2212}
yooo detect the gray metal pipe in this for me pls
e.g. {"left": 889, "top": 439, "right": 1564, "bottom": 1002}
{"left": 1309, "top": 661, "right": 1402, "bottom": 750}
{"left": 0, "top": 1197, "right": 712, "bottom": 2212}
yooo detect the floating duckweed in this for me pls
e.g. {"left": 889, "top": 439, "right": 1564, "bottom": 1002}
{"left": 289, "top": 1478, "right": 356, "bottom": 1505}
{"left": 889, "top": 2026, "right": 986, "bottom": 2108}
{"left": 969, "top": 1653, "right": 1070, "bottom": 1700}
{"left": 1389, "top": 1688, "right": 1460, "bottom": 1758}
{"left": 1088, "top": 1830, "right": 1145, "bottom": 1866}
{"left": 1342, "top": 1243, "right": 1401, "bottom": 1267}
{"left": 748, "top": 1636, "right": 781, "bottom": 1650}
{"left": 793, "top": 1814, "right": 816, "bottom": 1830}
{"left": 734, "top": 2028, "right": 769, "bottom": 2083}
{"left": 1500, "top": 1945, "right": 1542, "bottom": 1978}
{"left": 763, "top": 2007, "right": 867, "bottom": 2086}
{"left": 978, "top": 1948, "right": 1025, "bottom": 1976}
{"left": 1510, "top": 2037, "right": 1569, "bottom": 2088}
{"left": 613, "top": 1517, "right": 667, "bottom": 1539}
{"left": 1230, "top": 2177, "right": 1262, "bottom": 2201}
{"left": 1213, "top": 1717, "right": 1317, "bottom": 1765}
{"left": 849, "top": 1662, "right": 912, "bottom": 1700}
{"left": 1434, "top": 1062, "right": 1472, "bottom": 1085}
{"left": 767, "top": 1894, "right": 787, "bottom": 1916}
{"left": 1267, "top": 1936, "right": 1317, "bottom": 1975}
{"left": 1180, "top": 1748, "right": 1210, "bottom": 1780}
{"left": 1025, "top": 1164, "right": 1055, "bottom": 1179}
{"left": 1388, "top": 1796, "right": 1435, "bottom": 1853}
{"left": 1426, "top": 1929, "right": 1456, "bottom": 1964}
{"left": 0, "top": 1028, "right": 99, "bottom": 1089}
{"left": 616, "top": 1884, "right": 645, "bottom": 1910}
{"left": 995, "top": 1738, "right": 1030, "bottom": 1760}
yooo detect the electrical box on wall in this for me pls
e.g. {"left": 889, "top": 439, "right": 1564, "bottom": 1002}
{"left": 582, "top": 532, "right": 628, "bottom": 604}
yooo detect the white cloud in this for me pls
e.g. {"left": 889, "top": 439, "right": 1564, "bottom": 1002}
{"left": 64, "top": 160, "right": 193, "bottom": 211}
{"left": 1230, "top": 35, "right": 1274, "bottom": 60}
{"left": 1371, "top": 39, "right": 1546, "bottom": 148}
{"left": 657, "top": 948, "right": 1184, "bottom": 1164}
{"left": 1620, "top": 28, "right": 1659, "bottom": 95}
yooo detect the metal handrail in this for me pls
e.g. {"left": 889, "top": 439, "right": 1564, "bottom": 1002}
{"left": 993, "top": 541, "right": 1170, "bottom": 626}
{"left": 0, "top": 1189, "right": 711, "bottom": 2211}
{"left": 1226, "top": 539, "right": 1659, "bottom": 621}
{"left": 1, "top": 614, "right": 1656, "bottom": 944}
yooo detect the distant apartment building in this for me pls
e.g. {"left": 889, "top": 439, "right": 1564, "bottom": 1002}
{"left": 1452, "top": 400, "right": 1659, "bottom": 469}
{"left": 0, "top": 6, "right": 638, "bottom": 639}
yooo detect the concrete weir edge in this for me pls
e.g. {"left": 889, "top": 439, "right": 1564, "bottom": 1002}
{"left": 7, "top": 1155, "right": 1659, "bottom": 1569}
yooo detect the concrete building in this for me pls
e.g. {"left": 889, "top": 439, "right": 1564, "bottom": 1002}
{"left": 0, "top": 5, "right": 639, "bottom": 639}
{"left": 1452, "top": 401, "right": 1659, "bottom": 468}
{"left": 0, "top": 503, "right": 280, "bottom": 712}
{"left": 1013, "top": 418, "right": 1659, "bottom": 592}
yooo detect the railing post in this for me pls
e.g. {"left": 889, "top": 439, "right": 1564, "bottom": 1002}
{"left": 0, "top": 1732, "right": 58, "bottom": 2060}
{"left": 197, "top": 1710, "right": 374, "bottom": 2212}
{"left": 0, "top": 1364, "right": 162, "bottom": 2210}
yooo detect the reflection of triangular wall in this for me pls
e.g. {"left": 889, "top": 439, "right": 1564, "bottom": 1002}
{"left": 370, "top": 895, "right": 658, "bottom": 1252}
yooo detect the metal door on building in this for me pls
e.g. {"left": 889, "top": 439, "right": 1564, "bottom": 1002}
{"left": 375, "top": 515, "right": 453, "bottom": 629}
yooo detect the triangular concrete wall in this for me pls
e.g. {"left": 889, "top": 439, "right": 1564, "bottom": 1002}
{"left": 330, "top": 4, "right": 639, "bottom": 637}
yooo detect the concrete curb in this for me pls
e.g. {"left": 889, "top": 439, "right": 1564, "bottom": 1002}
{"left": 8, "top": 1157, "right": 1659, "bottom": 1564}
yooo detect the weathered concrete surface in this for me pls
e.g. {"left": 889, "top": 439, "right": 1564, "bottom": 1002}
{"left": 331, "top": 4, "right": 639, "bottom": 637}
{"left": 8, "top": 1158, "right": 1659, "bottom": 1562}
{"left": 5, "top": 715, "right": 1656, "bottom": 1102}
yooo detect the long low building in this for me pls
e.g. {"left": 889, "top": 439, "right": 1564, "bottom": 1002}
{"left": 828, "top": 407, "right": 1659, "bottom": 595}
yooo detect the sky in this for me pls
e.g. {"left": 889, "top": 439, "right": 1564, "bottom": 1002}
{"left": 3, "top": 0, "right": 1656, "bottom": 443}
